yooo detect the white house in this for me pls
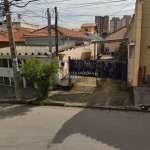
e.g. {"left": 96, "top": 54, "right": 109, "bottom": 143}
{"left": 0, "top": 46, "right": 52, "bottom": 87}
{"left": 0, "top": 26, "right": 91, "bottom": 87}
{"left": 23, "top": 25, "right": 91, "bottom": 47}
{"left": 0, "top": 45, "right": 73, "bottom": 87}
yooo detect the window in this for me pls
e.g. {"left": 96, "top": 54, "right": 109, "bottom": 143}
{"left": 4, "top": 77, "right": 10, "bottom": 85}
{"left": 85, "top": 28, "right": 88, "bottom": 31}
{"left": 18, "top": 59, "right": 22, "bottom": 65}
{"left": 59, "top": 57, "right": 63, "bottom": 61}
{"left": 0, "top": 76, "right": 4, "bottom": 84}
{"left": 9, "top": 59, "right": 12, "bottom": 68}
{"left": 2, "top": 59, "right": 8, "bottom": 67}
{"left": 0, "top": 60, "right": 2, "bottom": 67}
{"left": 10, "top": 77, "right": 14, "bottom": 86}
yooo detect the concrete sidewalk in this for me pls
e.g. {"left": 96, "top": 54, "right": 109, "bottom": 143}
{"left": 0, "top": 86, "right": 39, "bottom": 100}
{"left": 134, "top": 87, "right": 150, "bottom": 106}
{"left": 1, "top": 84, "right": 150, "bottom": 112}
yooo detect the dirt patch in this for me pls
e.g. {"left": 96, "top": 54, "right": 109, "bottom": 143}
{"left": 51, "top": 78, "right": 134, "bottom": 107}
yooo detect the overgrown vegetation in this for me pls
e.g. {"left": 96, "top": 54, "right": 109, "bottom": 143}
{"left": 97, "top": 78, "right": 106, "bottom": 87}
{"left": 76, "top": 76, "right": 85, "bottom": 82}
{"left": 19, "top": 58, "right": 58, "bottom": 99}
{"left": 115, "top": 42, "right": 127, "bottom": 62}
{"left": 112, "top": 79, "right": 128, "bottom": 91}
{"left": 41, "top": 97, "right": 52, "bottom": 105}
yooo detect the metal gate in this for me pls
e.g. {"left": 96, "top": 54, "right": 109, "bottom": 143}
{"left": 69, "top": 59, "right": 127, "bottom": 80}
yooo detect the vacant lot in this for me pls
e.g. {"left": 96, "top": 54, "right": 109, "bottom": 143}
{"left": 51, "top": 78, "right": 134, "bottom": 107}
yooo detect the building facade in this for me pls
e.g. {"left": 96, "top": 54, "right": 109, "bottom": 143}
{"left": 95, "top": 16, "right": 109, "bottom": 36}
{"left": 0, "top": 22, "right": 39, "bottom": 32}
{"left": 81, "top": 23, "right": 98, "bottom": 35}
{"left": 122, "top": 15, "right": 132, "bottom": 27}
{"left": 24, "top": 26, "right": 91, "bottom": 47}
{"left": 126, "top": 0, "right": 150, "bottom": 87}
{"left": 110, "top": 16, "right": 132, "bottom": 32}
{"left": 0, "top": 46, "right": 51, "bottom": 87}
{"left": 105, "top": 26, "right": 127, "bottom": 53}
{"left": 110, "top": 17, "right": 122, "bottom": 32}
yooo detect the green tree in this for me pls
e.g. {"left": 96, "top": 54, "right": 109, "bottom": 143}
{"left": 106, "top": 31, "right": 112, "bottom": 35}
{"left": 115, "top": 42, "right": 127, "bottom": 62}
{"left": 19, "top": 58, "right": 58, "bottom": 99}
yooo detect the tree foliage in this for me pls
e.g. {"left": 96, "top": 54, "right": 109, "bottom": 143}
{"left": 0, "top": 0, "right": 5, "bottom": 20}
{"left": 115, "top": 42, "right": 127, "bottom": 62}
{"left": 19, "top": 58, "right": 58, "bottom": 98}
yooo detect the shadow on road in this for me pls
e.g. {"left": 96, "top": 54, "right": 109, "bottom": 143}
{"left": 0, "top": 105, "right": 33, "bottom": 119}
{"left": 51, "top": 109, "right": 150, "bottom": 150}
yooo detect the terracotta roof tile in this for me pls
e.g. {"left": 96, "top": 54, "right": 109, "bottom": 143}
{"left": 24, "top": 26, "right": 61, "bottom": 37}
{"left": 72, "top": 28, "right": 81, "bottom": 32}
{"left": 57, "top": 26, "right": 91, "bottom": 39}
{"left": 81, "top": 23, "right": 97, "bottom": 27}
{"left": 24, "top": 26, "right": 91, "bottom": 40}
{"left": 0, "top": 28, "right": 30, "bottom": 42}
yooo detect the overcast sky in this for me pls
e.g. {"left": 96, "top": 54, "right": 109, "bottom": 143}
{"left": 11, "top": 0, "right": 136, "bottom": 29}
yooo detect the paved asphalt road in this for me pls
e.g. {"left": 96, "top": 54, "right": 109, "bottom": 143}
{"left": 0, "top": 105, "right": 150, "bottom": 150}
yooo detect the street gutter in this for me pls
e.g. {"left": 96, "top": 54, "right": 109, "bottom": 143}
{"left": 0, "top": 99, "right": 150, "bottom": 112}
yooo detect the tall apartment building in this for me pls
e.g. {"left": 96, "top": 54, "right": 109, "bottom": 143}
{"left": 110, "top": 15, "right": 132, "bottom": 32}
{"left": 95, "top": 16, "right": 109, "bottom": 36}
{"left": 122, "top": 15, "right": 132, "bottom": 27}
{"left": 110, "top": 17, "right": 122, "bottom": 32}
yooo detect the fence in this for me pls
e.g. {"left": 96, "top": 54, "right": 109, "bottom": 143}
{"left": 69, "top": 59, "right": 127, "bottom": 80}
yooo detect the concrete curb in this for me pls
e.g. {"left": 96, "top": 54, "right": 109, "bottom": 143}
{"left": 0, "top": 99, "right": 26, "bottom": 104}
{"left": 64, "top": 103, "right": 149, "bottom": 112}
{"left": 0, "top": 100, "right": 150, "bottom": 112}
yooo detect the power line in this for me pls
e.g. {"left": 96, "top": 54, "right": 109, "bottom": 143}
{"left": 58, "top": 19, "right": 71, "bottom": 29}
{"left": 56, "top": 0, "right": 130, "bottom": 10}
{"left": 111, "top": 0, "right": 135, "bottom": 16}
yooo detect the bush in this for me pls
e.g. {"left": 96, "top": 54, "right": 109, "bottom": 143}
{"left": 41, "top": 97, "right": 52, "bottom": 105}
{"left": 19, "top": 58, "right": 58, "bottom": 98}
{"left": 115, "top": 42, "right": 127, "bottom": 62}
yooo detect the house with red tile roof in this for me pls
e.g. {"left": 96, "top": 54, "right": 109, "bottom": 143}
{"left": 0, "top": 26, "right": 91, "bottom": 87}
{"left": 23, "top": 25, "right": 91, "bottom": 46}
{"left": 0, "top": 28, "right": 30, "bottom": 48}
{"left": 81, "top": 23, "right": 98, "bottom": 36}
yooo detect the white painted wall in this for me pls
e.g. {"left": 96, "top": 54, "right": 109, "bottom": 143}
{"left": 25, "top": 37, "right": 63, "bottom": 46}
{"left": 25, "top": 36, "right": 89, "bottom": 47}
{"left": 64, "top": 40, "right": 76, "bottom": 46}
{"left": 0, "top": 68, "right": 13, "bottom": 77}
{"left": 0, "top": 57, "right": 50, "bottom": 87}
{"left": 127, "top": 46, "right": 135, "bottom": 86}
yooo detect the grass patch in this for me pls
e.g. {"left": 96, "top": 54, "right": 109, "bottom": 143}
{"left": 41, "top": 97, "right": 52, "bottom": 105}
{"left": 119, "top": 83, "right": 128, "bottom": 91}
{"left": 97, "top": 78, "right": 106, "bottom": 87}
{"left": 32, "top": 96, "right": 52, "bottom": 105}
{"left": 112, "top": 80, "right": 129, "bottom": 91}
{"left": 76, "top": 76, "right": 85, "bottom": 82}
{"left": 112, "top": 79, "right": 122, "bottom": 84}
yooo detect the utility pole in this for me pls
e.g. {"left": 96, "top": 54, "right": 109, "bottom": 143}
{"left": 54, "top": 6, "right": 58, "bottom": 56}
{"left": 47, "top": 8, "right": 52, "bottom": 54}
{"left": 4, "top": 0, "right": 23, "bottom": 100}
